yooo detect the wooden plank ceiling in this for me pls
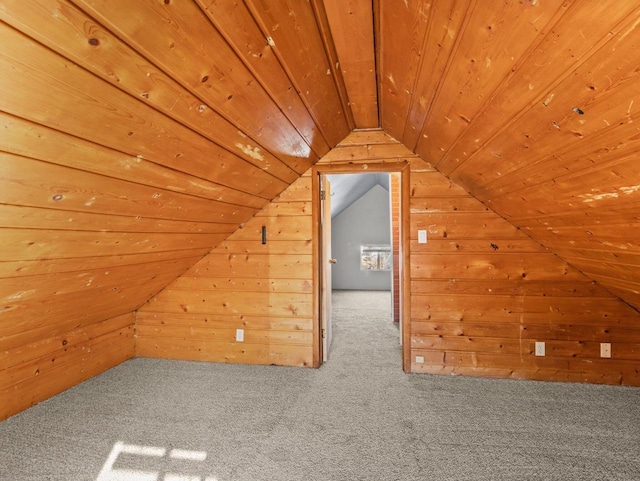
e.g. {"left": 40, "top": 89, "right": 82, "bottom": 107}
{"left": 377, "top": 0, "right": 640, "bottom": 311}
{"left": 2, "top": 0, "right": 640, "bottom": 338}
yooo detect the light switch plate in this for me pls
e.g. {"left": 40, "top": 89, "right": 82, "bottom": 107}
{"left": 418, "top": 230, "right": 427, "bottom": 244}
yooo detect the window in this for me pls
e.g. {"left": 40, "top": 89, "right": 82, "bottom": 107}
{"left": 360, "top": 245, "right": 392, "bottom": 271}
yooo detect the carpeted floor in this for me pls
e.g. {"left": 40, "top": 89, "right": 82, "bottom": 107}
{"left": 1, "top": 290, "right": 639, "bottom": 480}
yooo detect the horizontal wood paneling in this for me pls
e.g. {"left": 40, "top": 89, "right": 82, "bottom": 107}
{"left": 72, "top": 0, "right": 318, "bottom": 170}
{"left": 135, "top": 337, "right": 310, "bottom": 367}
{"left": 0, "top": 0, "right": 300, "bottom": 185}
{"left": 410, "top": 239, "right": 548, "bottom": 254}
{"left": 0, "top": 0, "right": 359, "bottom": 419}
{"left": 194, "top": 0, "right": 330, "bottom": 158}
{"left": 0, "top": 205, "right": 237, "bottom": 235}
{"left": 1, "top": 229, "right": 221, "bottom": 261}
{"left": 0, "top": 312, "right": 134, "bottom": 421}
{"left": 410, "top": 351, "right": 640, "bottom": 386}
{"left": 409, "top": 160, "right": 640, "bottom": 385}
{"left": 0, "top": 259, "right": 199, "bottom": 309}
{"left": 1, "top": 263, "right": 194, "bottom": 330}
{"left": 379, "top": 0, "right": 640, "bottom": 310}
{"left": 411, "top": 279, "right": 610, "bottom": 298}
{"left": 299, "top": 131, "right": 640, "bottom": 386}
{"left": 0, "top": 22, "right": 286, "bottom": 200}
{"left": 143, "top": 291, "right": 312, "bottom": 318}
{"left": 0, "top": 113, "right": 267, "bottom": 208}
{"left": 0, "top": 250, "right": 205, "bottom": 279}
{"left": 3, "top": 0, "right": 640, "bottom": 418}
{"left": 1, "top": 279, "right": 184, "bottom": 352}
{"left": 136, "top": 175, "right": 315, "bottom": 367}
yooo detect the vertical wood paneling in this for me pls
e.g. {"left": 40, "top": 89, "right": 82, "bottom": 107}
{"left": 136, "top": 175, "right": 316, "bottom": 367}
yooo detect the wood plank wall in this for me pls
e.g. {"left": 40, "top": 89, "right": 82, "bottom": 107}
{"left": 0, "top": 0, "right": 352, "bottom": 420}
{"left": 323, "top": 131, "right": 640, "bottom": 385}
{"left": 139, "top": 130, "right": 640, "bottom": 385}
{"left": 135, "top": 175, "right": 315, "bottom": 366}
{"left": 409, "top": 162, "right": 640, "bottom": 385}
{"left": 4, "top": 0, "right": 640, "bottom": 421}
{"left": 378, "top": 0, "right": 640, "bottom": 311}
{"left": 1, "top": 313, "right": 134, "bottom": 421}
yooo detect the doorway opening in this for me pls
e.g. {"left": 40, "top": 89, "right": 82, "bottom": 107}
{"left": 312, "top": 163, "right": 410, "bottom": 371}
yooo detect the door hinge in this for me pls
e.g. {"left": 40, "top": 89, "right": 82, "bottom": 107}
{"left": 320, "top": 189, "right": 326, "bottom": 200}
{"left": 322, "top": 328, "right": 326, "bottom": 339}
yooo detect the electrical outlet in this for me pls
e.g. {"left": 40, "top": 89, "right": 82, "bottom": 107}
{"left": 535, "top": 341, "right": 545, "bottom": 356}
{"left": 415, "top": 355, "right": 424, "bottom": 363}
{"left": 600, "top": 342, "right": 611, "bottom": 358}
{"left": 235, "top": 329, "right": 244, "bottom": 342}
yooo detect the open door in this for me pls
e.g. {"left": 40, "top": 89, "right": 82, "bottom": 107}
{"left": 320, "top": 175, "right": 334, "bottom": 362}
{"left": 314, "top": 162, "right": 411, "bottom": 372}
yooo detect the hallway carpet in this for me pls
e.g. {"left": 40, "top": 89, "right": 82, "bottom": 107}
{"left": 1, "top": 290, "right": 639, "bottom": 480}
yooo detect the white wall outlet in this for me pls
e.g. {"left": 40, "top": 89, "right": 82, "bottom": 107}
{"left": 235, "top": 328, "right": 244, "bottom": 342}
{"left": 535, "top": 341, "right": 545, "bottom": 356}
{"left": 418, "top": 230, "right": 427, "bottom": 244}
{"left": 600, "top": 342, "right": 611, "bottom": 358}
{"left": 415, "top": 355, "right": 424, "bottom": 363}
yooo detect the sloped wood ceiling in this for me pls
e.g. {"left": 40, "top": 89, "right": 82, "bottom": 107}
{"left": 0, "top": 0, "right": 352, "bottom": 338}
{"left": 2, "top": 0, "right": 640, "bottom": 373}
{"left": 376, "top": 0, "right": 640, "bottom": 310}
